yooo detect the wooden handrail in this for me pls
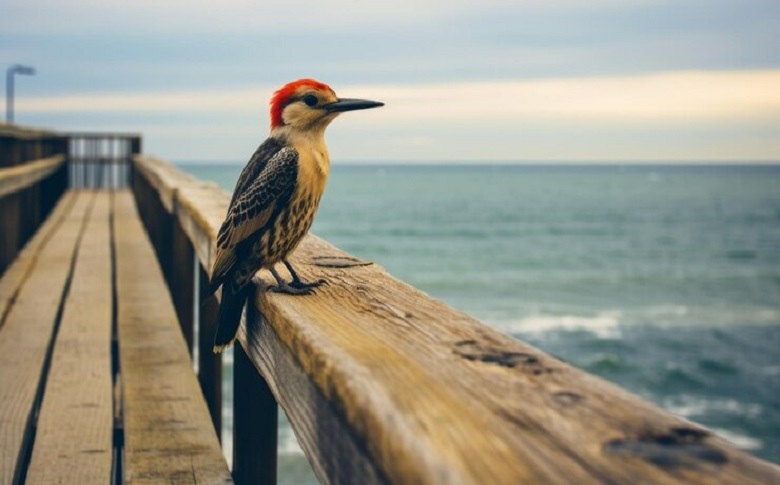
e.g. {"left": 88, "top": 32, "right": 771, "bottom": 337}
{"left": 0, "top": 123, "right": 60, "bottom": 139}
{"left": 131, "top": 155, "right": 780, "bottom": 484}
{"left": 0, "top": 154, "right": 69, "bottom": 277}
{"left": 0, "top": 155, "right": 65, "bottom": 198}
{"left": 132, "top": 155, "right": 225, "bottom": 269}
{"left": 0, "top": 123, "right": 68, "bottom": 169}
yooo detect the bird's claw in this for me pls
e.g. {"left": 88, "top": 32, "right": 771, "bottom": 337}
{"left": 267, "top": 278, "right": 326, "bottom": 295}
{"left": 292, "top": 278, "right": 327, "bottom": 289}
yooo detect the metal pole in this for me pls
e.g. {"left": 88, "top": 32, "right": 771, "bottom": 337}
{"left": 5, "top": 64, "right": 36, "bottom": 123}
{"left": 6, "top": 68, "right": 13, "bottom": 123}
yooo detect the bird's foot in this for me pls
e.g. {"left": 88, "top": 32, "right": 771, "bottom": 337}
{"left": 267, "top": 278, "right": 326, "bottom": 295}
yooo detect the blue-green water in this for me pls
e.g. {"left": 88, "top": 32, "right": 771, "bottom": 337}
{"left": 181, "top": 163, "right": 780, "bottom": 478}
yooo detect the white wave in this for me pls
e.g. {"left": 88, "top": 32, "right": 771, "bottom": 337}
{"left": 761, "top": 366, "right": 780, "bottom": 376}
{"left": 500, "top": 310, "right": 622, "bottom": 339}
{"left": 639, "top": 304, "right": 690, "bottom": 318}
{"left": 711, "top": 428, "right": 763, "bottom": 451}
{"left": 664, "top": 395, "right": 764, "bottom": 420}
{"left": 279, "top": 426, "right": 306, "bottom": 456}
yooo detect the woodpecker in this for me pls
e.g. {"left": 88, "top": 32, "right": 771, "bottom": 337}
{"left": 206, "top": 78, "right": 383, "bottom": 352}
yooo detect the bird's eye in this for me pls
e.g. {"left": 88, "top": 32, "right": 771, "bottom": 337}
{"left": 303, "top": 94, "right": 318, "bottom": 107}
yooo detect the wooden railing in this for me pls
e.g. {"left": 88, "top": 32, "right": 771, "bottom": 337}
{"left": 130, "top": 155, "right": 780, "bottom": 484}
{"left": 68, "top": 132, "right": 140, "bottom": 189}
{"left": 0, "top": 123, "right": 67, "bottom": 168}
{"left": 0, "top": 124, "right": 69, "bottom": 276}
{"left": 0, "top": 126, "right": 141, "bottom": 276}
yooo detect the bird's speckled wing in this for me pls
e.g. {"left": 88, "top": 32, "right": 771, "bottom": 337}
{"left": 228, "top": 137, "right": 285, "bottom": 208}
{"left": 210, "top": 146, "right": 299, "bottom": 289}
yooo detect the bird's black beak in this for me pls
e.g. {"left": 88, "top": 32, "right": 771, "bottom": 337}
{"left": 324, "top": 98, "right": 384, "bottom": 113}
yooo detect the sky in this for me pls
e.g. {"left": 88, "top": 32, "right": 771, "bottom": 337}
{"left": 2, "top": 0, "right": 780, "bottom": 163}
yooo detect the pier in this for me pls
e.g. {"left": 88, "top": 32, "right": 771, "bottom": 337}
{"left": 1, "top": 123, "right": 779, "bottom": 484}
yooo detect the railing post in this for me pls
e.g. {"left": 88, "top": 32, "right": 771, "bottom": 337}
{"left": 198, "top": 264, "right": 223, "bottom": 436}
{"left": 131, "top": 166, "right": 173, "bottom": 285}
{"left": 170, "top": 218, "right": 195, "bottom": 354}
{"left": 0, "top": 193, "right": 20, "bottom": 274}
{"left": 233, "top": 339, "right": 278, "bottom": 485}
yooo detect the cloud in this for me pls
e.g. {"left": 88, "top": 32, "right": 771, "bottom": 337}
{"left": 5, "top": 1, "right": 778, "bottom": 162}
{"left": 17, "top": 70, "right": 780, "bottom": 124}
{"left": 17, "top": 88, "right": 269, "bottom": 113}
{"left": 17, "top": 70, "right": 778, "bottom": 162}
{"left": 368, "top": 70, "right": 780, "bottom": 123}
{"left": 3, "top": 0, "right": 652, "bottom": 35}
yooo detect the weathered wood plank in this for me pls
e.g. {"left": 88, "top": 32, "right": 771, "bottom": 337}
{"left": 0, "top": 194, "right": 22, "bottom": 280}
{"left": 197, "top": 266, "right": 222, "bottom": 436}
{"left": 133, "top": 155, "right": 227, "bottom": 271}
{"left": 232, "top": 342, "right": 278, "bottom": 484}
{"left": 239, "top": 304, "right": 383, "bottom": 484}
{"left": 243, "top": 237, "right": 780, "bottom": 484}
{"left": 0, "top": 192, "right": 90, "bottom": 484}
{"left": 0, "top": 124, "right": 66, "bottom": 169}
{"left": 114, "top": 191, "right": 232, "bottom": 484}
{"left": 0, "top": 156, "right": 65, "bottom": 199}
{"left": 26, "top": 191, "right": 113, "bottom": 484}
{"left": 171, "top": 222, "right": 195, "bottom": 353}
{"left": 0, "top": 191, "right": 76, "bottom": 329}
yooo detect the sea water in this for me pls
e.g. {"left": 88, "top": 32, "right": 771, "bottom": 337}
{"left": 180, "top": 163, "right": 780, "bottom": 481}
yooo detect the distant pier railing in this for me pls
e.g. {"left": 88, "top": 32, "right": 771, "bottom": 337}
{"left": 0, "top": 123, "right": 67, "bottom": 168}
{"left": 0, "top": 124, "right": 68, "bottom": 275}
{"left": 68, "top": 132, "right": 140, "bottom": 189}
{"left": 0, "top": 126, "right": 140, "bottom": 275}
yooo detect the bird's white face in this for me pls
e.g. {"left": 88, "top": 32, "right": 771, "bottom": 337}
{"left": 280, "top": 87, "right": 341, "bottom": 132}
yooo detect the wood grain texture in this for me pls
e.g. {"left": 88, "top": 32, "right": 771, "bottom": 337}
{"left": 0, "top": 156, "right": 65, "bottom": 198}
{"left": 244, "top": 237, "right": 780, "bottom": 485}
{"left": 114, "top": 191, "right": 232, "bottom": 484}
{"left": 0, "top": 192, "right": 88, "bottom": 485}
{"left": 232, "top": 343, "right": 278, "bottom": 484}
{"left": 133, "top": 155, "right": 227, "bottom": 271}
{"left": 133, "top": 155, "right": 780, "bottom": 484}
{"left": 197, "top": 266, "right": 222, "bottom": 436}
{"left": 0, "top": 191, "right": 75, "bottom": 330}
{"left": 239, "top": 304, "right": 383, "bottom": 484}
{"left": 26, "top": 191, "right": 113, "bottom": 484}
{"left": 0, "top": 123, "right": 60, "bottom": 140}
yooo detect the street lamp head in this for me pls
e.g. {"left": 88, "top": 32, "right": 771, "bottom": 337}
{"left": 10, "top": 64, "right": 36, "bottom": 76}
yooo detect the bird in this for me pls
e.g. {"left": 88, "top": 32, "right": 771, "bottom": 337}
{"left": 205, "top": 78, "right": 383, "bottom": 353}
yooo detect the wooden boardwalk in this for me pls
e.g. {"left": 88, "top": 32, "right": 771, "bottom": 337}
{"left": 2, "top": 126, "right": 780, "bottom": 484}
{"left": 0, "top": 190, "right": 231, "bottom": 484}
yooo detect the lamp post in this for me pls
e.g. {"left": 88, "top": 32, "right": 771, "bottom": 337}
{"left": 6, "top": 64, "right": 36, "bottom": 124}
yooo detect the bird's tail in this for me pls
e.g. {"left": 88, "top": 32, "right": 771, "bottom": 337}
{"left": 213, "top": 283, "right": 252, "bottom": 353}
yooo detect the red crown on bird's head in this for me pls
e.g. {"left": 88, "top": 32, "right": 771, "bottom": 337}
{"left": 270, "top": 78, "right": 333, "bottom": 129}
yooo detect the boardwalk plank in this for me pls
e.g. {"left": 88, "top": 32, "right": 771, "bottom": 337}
{"left": 114, "top": 191, "right": 231, "bottom": 484}
{"left": 0, "top": 191, "right": 75, "bottom": 329}
{"left": 0, "top": 192, "right": 89, "bottom": 485}
{"left": 26, "top": 191, "right": 113, "bottom": 484}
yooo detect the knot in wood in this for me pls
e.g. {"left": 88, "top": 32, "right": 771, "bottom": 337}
{"left": 603, "top": 426, "right": 727, "bottom": 469}
{"left": 311, "top": 255, "right": 372, "bottom": 268}
{"left": 453, "top": 340, "right": 545, "bottom": 372}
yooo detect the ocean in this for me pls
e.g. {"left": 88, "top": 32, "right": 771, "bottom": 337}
{"left": 179, "top": 163, "right": 780, "bottom": 481}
